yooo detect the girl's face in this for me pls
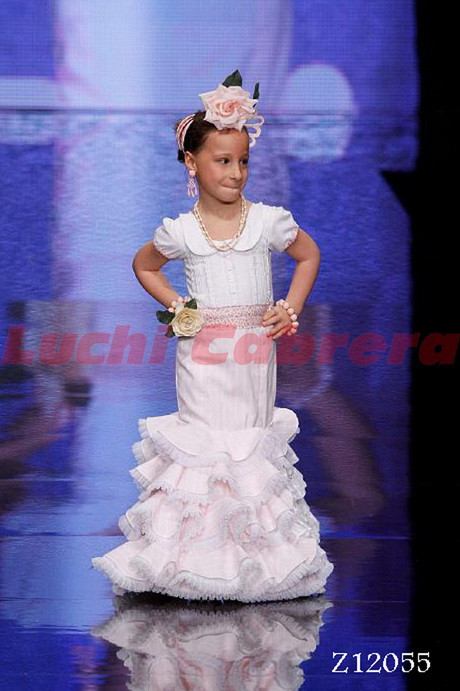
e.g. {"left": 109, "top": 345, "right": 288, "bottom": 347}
{"left": 185, "top": 128, "right": 250, "bottom": 204}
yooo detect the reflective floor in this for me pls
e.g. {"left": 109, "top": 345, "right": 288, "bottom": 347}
{"left": 0, "top": 111, "right": 420, "bottom": 689}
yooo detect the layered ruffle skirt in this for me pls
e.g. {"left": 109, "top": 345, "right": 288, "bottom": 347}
{"left": 91, "top": 304, "right": 333, "bottom": 602}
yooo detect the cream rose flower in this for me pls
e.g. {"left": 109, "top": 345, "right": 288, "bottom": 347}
{"left": 199, "top": 84, "right": 258, "bottom": 131}
{"left": 171, "top": 306, "right": 204, "bottom": 338}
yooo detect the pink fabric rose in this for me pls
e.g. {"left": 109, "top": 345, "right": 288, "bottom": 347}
{"left": 199, "top": 84, "right": 258, "bottom": 131}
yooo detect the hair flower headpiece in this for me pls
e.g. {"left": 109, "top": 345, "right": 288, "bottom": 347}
{"left": 199, "top": 70, "right": 264, "bottom": 147}
{"left": 176, "top": 70, "right": 264, "bottom": 152}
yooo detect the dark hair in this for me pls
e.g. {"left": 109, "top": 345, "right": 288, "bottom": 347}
{"left": 174, "top": 111, "right": 249, "bottom": 163}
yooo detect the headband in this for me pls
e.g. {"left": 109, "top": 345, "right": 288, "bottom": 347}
{"left": 176, "top": 70, "right": 264, "bottom": 153}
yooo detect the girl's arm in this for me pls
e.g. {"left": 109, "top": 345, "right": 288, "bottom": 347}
{"left": 132, "top": 242, "right": 182, "bottom": 308}
{"left": 263, "top": 228, "right": 320, "bottom": 340}
{"left": 283, "top": 229, "right": 321, "bottom": 317}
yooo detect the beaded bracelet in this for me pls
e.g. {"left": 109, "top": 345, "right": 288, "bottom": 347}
{"left": 168, "top": 295, "right": 191, "bottom": 313}
{"left": 275, "top": 298, "right": 299, "bottom": 336}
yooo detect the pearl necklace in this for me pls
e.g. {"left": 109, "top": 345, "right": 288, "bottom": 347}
{"left": 193, "top": 195, "right": 247, "bottom": 251}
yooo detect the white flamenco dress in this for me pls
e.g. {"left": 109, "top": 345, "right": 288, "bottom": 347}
{"left": 91, "top": 202, "right": 333, "bottom": 602}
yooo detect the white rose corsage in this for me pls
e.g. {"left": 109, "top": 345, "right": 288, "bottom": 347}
{"left": 156, "top": 297, "right": 204, "bottom": 339}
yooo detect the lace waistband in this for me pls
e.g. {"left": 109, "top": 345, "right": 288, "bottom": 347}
{"left": 200, "top": 303, "right": 273, "bottom": 328}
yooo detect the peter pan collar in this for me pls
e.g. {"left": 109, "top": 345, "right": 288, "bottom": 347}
{"left": 181, "top": 201, "right": 264, "bottom": 256}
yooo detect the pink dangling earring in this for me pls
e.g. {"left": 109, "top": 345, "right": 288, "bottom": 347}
{"left": 187, "top": 170, "right": 198, "bottom": 198}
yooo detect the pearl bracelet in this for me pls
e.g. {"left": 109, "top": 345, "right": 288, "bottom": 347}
{"left": 168, "top": 295, "right": 191, "bottom": 313}
{"left": 275, "top": 298, "right": 299, "bottom": 336}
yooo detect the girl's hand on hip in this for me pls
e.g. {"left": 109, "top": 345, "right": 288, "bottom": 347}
{"left": 262, "top": 305, "right": 292, "bottom": 340}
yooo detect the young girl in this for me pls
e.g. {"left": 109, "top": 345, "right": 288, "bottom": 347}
{"left": 92, "top": 70, "right": 333, "bottom": 602}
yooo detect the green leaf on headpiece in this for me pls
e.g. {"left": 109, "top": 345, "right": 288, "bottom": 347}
{"left": 252, "top": 82, "right": 260, "bottom": 100}
{"left": 222, "top": 70, "right": 243, "bottom": 87}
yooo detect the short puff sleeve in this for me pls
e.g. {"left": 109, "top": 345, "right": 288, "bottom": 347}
{"left": 268, "top": 206, "right": 300, "bottom": 252}
{"left": 152, "top": 217, "right": 186, "bottom": 260}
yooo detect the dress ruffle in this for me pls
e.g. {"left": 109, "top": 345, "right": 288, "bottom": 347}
{"left": 91, "top": 407, "right": 333, "bottom": 603}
